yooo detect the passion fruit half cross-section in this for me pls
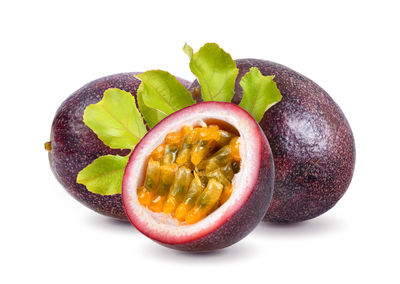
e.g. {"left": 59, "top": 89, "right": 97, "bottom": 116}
{"left": 122, "top": 102, "right": 274, "bottom": 252}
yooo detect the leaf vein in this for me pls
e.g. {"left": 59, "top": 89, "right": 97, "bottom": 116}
{"left": 79, "top": 167, "right": 124, "bottom": 183}
{"left": 99, "top": 104, "right": 140, "bottom": 141}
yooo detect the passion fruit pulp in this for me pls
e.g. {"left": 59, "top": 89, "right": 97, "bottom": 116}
{"left": 137, "top": 124, "right": 241, "bottom": 224}
{"left": 46, "top": 73, "right": 191, "bottom": 220}
{"left": 122, "top": 102, "right": 274, "bottom": 251}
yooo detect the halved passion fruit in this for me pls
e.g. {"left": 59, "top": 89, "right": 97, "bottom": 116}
{"left": 122, "top": 102, "right": 274, "bottom": 252}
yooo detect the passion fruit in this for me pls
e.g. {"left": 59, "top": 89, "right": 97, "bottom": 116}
{"left": 122, "top": 102, "right": 274, "bottom": 251}
{"left": 46, "top": 73, "right": 191, "bottom": 220}
{"left": 189, "top": 59, "right": 355, "bottom": 223}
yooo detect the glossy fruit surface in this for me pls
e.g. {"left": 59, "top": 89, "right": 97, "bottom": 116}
{"left": 47, "top": 73, "right": 190, "bottom": 220}
{"left": 190, "top": 59, "right": 355, "bottom": 223}
{"left": 122, "top": 102, "right": 274, "bottom": 251}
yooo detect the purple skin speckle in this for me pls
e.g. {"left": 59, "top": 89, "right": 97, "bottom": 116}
{"left": 48, "top": 73, "right": 191, "bottom": 220}
{"left": 190, "top": 59, "right": 356, "bottom": 223}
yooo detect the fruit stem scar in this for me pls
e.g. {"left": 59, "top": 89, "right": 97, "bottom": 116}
{"left": 44, "top": 141, "right": 52, "bottom": 151}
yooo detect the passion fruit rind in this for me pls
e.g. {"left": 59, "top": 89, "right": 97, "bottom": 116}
{"left": 122, "top": 102, "right": 274, "bottom": 252}
{"left": 48, "top": 72, "right": 191, "bottom": 220}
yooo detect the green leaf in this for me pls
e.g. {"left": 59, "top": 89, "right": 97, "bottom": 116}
{"left": 77, "top": 154, "right": 130, "bottom": 195}
{"left": 137, "top": 83, "right": 167, "bottom": 129}
{"left": 184, "top": 43, "right": 238, "bottom": 102}
{"left": 83, "top": 88, "right": 147, "bottom": 149}
{"left": 239, "top": 67, "right": 282, "bottom": 122}
{"left": 135, "top": 70, "right": 195, "bottom": 117}
{"left": 183, "top": 43, "right": 193, "bottom": 58}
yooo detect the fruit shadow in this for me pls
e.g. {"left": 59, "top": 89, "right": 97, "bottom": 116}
{"left": 254, "top": 215, "right": 346, "bottom": 239}
{"left": 87, "top": 215, "right": 260, "bottom": 259}
{"left": 85, "top": 214, "right": 138, "bottom": 233}
{"left": 141, "top": 236, "right": 261, "bottom": 261}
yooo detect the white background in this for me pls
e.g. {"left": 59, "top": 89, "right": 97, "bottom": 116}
{"left": 1, "top": 0, "right": 399, "bottom": 283}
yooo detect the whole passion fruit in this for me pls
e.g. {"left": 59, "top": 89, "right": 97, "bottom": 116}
{"left": 46, "top": 73, "right": 191, "bottom": 220}
{"left": 189, "top": 59, "right": 355, "bottom": 223}
{"left": 122, "top": 102, "right": 274, "bottom": 251}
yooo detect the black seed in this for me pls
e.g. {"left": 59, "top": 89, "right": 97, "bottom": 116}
{"left": 232, "top": 161, "right": 240, "bottom": 173}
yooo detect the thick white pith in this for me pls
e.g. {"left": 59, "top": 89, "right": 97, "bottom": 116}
{"left": 122, "top": 104, "right": 261, "bottom": 244}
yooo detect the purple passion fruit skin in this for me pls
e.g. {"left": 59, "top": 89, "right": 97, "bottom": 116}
{"left": 189, "top": 59, "right": 356, "bottom": 223}
{"left": 48, "top": 73, "right": 191, "bottom": 220}
{"left": 122, "top": 102, "right": 274, "bottom": 252}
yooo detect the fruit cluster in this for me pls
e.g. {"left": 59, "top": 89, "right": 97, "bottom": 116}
{"left": 46, "top": 43, "right": 355, "bottom": 252}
